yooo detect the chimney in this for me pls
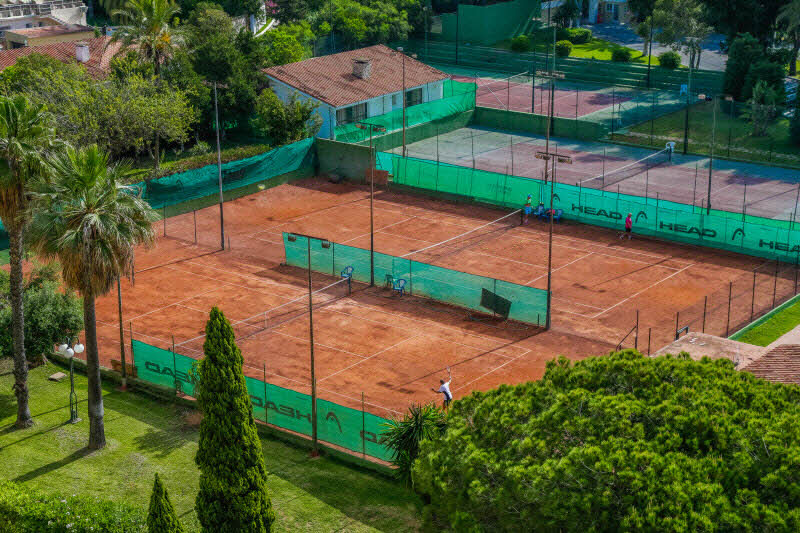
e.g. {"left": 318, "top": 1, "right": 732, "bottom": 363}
{"left": 352, "top": 58, "right": 371, "bottom": 80}
{"left": 75, "top": 41, "right": 89, "bottom": 63}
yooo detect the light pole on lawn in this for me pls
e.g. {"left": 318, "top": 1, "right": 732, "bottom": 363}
{"left": 356, "top": 121, "right": 387, "bottom": 287}
{"left": 286, "top": 232, "right": 331, "bottom": 457}
{"left": 396, "top": 47, "right": 417, "bottom": 158}
{"left": 57, "top": 337, "right": 84, "bottom": 424}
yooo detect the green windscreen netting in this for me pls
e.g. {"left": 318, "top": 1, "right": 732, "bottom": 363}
{"left": 132, "top": 339, "right": 393, "bottom": 461}
{"left": 387, "top": 153, "right": 800, "bottom": 262}
{"left": 282, "top": 233, "right": 548, "bottom": 325}
{"left": 131, "top": 138, "right": 315, "bottom": 210}
{"left": 334, "top": 80, "right": 476, "bottom": 144}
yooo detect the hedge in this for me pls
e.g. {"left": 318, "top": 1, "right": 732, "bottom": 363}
{"left": 0, "top": 480, "right": 146, "bottom": 532}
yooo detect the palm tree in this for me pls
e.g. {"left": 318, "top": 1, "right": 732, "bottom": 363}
{"left": 0, "top": 95, "right": 55, "bottom": 429}
{"left": 110, "top": 0, "right": 182, "bottom": 168}
{"left": 778, "top": 0, "right": 800, "bottom": 76}
{"left": 28, "top": 144, "right": 158, "bottom": 449}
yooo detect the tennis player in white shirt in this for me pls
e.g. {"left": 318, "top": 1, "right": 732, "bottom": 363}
{"left": 432, "top": 367, "right": 453, "bottom": 409}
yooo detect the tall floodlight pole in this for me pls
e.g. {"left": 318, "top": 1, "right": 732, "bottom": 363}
{"left": 424, "top": 5, "right": 429, "bottom": 61}
{"left": 287, "top": 232, "right": 331, "bottom": 457}
{"left": 646, "top": 21, "right": 653, "bottom": 89}
{"left": 682, "top": 61, "right": 694, "bottom": 155}
{"left": 706, "top": 94, "right": 718, "bottom": 214}
{"left": 214, "top": 81, "right": 225, "bottom": 250}
{"left": 356, "top": 121, "right": 387, "bottom": 286}
{"left": 455, "top": 0, "right": 460, "bottom": 64}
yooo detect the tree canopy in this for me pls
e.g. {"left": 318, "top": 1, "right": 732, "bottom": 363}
{"left": 412, "top": 350, "right": 800, "bottom": 532}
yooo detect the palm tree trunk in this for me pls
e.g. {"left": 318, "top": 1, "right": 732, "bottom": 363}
{"left": 9, "top": 226, "right": 32, "bottom": 428}
{"left": 83, "top": 290, "right": 105, "bottom": 449}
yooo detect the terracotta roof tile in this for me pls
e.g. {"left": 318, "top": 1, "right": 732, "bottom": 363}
{"left": 8, "top": 24, "right": 93, "bottom": 38}
{"left": 263, "top": 44, "right": 449, "bottom": 108}
{"left": 742, "top": 344, "right": 800, "bottom": 385}
{"left": 0, "top": 36, "right": 121, "bottom": 78}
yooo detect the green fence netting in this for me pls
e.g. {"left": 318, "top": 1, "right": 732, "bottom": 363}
{"left": 131, "top": 339, "right": 393, "bottom": 461}
{"left": 283, "top": 233, "right": 549, "bottom": 325}
{"left": 388, "top": 153, "right": 800, "bottom": 262}
{"left": 132, "top": 138, "right": 316, "bottom": 210}
{"left": 334, "top": 80, "right": 476, "bottom": 144}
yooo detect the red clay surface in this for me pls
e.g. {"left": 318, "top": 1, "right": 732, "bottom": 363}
{"left": 397, "top": 127, "right": 800, "bottom": 220}
{"left": 452, "top": 75, "right": 632, "bottom": 117}
{"left": 86, "top": 177, "right": 795, "bottom": 417}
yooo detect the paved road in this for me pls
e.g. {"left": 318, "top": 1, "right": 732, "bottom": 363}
{"left": 588, "top": 23, "right": 728, "bottom": 71}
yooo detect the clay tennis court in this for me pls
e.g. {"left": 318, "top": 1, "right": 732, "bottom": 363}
{"left": 394, "top": 126, "right": 800, "bottom": 220}
{"left": 451, "top": 74, "right": 633, "bottom": 117}
{"left": 89, "top": 176, "right": 794, "bottom": 416}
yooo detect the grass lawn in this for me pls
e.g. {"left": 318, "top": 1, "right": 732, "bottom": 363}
{"left": 0, "top": 360, "right": 422, "bottom": 532}
{"left": 495, "top": 36, "right": 661, "bottom": 65}
{"left": 736, "top": 296, "right": 800, "bottom": 346}
{"left": 617, "top": 100, "right": 799, "bottom": 167}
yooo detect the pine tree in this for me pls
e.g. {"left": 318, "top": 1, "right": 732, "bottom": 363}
{"left": 195, "top": 307, "right": 275, "bottom": 532}
{"left": 147, "top": 473, "right": 185, "bottom": 533}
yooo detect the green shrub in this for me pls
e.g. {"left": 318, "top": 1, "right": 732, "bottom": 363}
{"left": 724, "top": 33, "right": 762, "bottom": 100}
{"left": 147, "top": 474, "right": 184, "bottom": 533}
{"left": 791, "top": 105, "right": 800, "bottom": 147}
{"left": 0, "top": 480, "right": 145, "bottom": 532}
{"left": 555, "top": 40, "right": 572, "bottom": 58}
{"left": 187, "top": 140, "right": 211, "bottom": 156}
{"left": 742, "top": 60, "right": 786, "bottom": 102}
{"left": 413, "top": 351, "right": 800, "bottom": 531}
{"left": 555, "top": 27, "right": 570, "bottom": 42}
{"left": 510, "top": 35, "right": 532, "bottom": 53}
{"left": 566, "top": 27, "right": 592, "bottom": 44}
{"left": 146, "top": 143, "right": 271, "bottom": 182}
{"left": 195, "top": 307, "right": 275, "bottom": 532}
{"left": 611, "top": 47, "right": 632, "bottom": 62}
{"left": 658, "top": 51, "right": 681, "bottom": 69}
{"left": 383, "top": 403, "right": 447, "bottom": 485}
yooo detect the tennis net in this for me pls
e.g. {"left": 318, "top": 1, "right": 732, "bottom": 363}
{"left": 578, "top": 147, "right": 672, "bottom": 189}
{"left": 401, "top": 209, "right": 522, "bottom": 260}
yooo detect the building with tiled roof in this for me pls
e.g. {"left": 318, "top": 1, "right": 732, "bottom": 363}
{"left": 742, "top": 344, "right": 800, "bottom": 385}
{"left": 4, "top": 23, "right": 93, "bottom": 49}
{"left": 0, "top": 0, "right": 87, "bottom": 41}
{"left": 263, "top": 44, "right": 449, "bottom": 139}
{"left": 0, "top": 35, "right": 120, "bottom": 77}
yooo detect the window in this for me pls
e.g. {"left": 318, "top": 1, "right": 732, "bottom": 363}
{"left": 392, "top": 93, "right": 399, "bottom": 106}
{"left": 336, "top": 102, "right": 367, "bottom": 125}
{"left": 406, "top": 88, "right": 423, "bottom": 107}
{"left": 606, "top": 4, "right": 612, "bottom": 11}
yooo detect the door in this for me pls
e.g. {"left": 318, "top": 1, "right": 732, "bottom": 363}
{"left": 613, "top": 4, "right": 619, "bottom": 20}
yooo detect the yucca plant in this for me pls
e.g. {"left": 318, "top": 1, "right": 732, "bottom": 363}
{"left": 382, "top": 403, "right": 447, "bottom": 485}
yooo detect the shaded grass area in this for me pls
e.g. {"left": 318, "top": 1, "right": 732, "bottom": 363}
{"left": 0, "top": 360, "right": 421, "bottom": 532}
{"left": 617, "top": 100, "right": 799, "bottom": 167}
{"left": 737, "top": 297, "right": 800, "bottom": 346}
{"left": 495, "top": 36, "right": 661, "bottom": 65}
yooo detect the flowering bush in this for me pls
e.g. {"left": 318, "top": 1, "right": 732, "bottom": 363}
{"left": 0, "top": 481, "right": 145, "bottom": 532}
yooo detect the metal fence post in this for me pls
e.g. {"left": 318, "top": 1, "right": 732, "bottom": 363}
{"left": 361, "top": 392, "right": 366, "bottom": 458}
{"left": 171, "top": 335, "right": 178, "bottom": 395}
{"left": 751, "top": 269, "right": 757, "bottom": 320}
{"left": 674, "top": 311, "right": 679, "bottom": 340}
{"left": 264, "top": 363, "right": 269, "bottom": 424}
{"left": 773, "top": 260, "right": 779, "bottom": 308}
{"left": 725, "top": 282, "right": 732, "bottom": 336}
{"left": 634, "top": 310, "right": 639, "bottom": 350}
{"left": 193, "top": 210, "right": 198, "bottom": 244}
{"left": 163, "top": 206, "right": 167, "bottom": 236}
{"left": 701, "top": 295, "right": 707, "bottom": 333}
{"left": 647, "top": 328, "right": 651, "bottom": 356}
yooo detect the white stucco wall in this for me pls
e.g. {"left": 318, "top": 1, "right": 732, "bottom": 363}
{"left": 266, "top": 75, "right": 446, "bottom": 141}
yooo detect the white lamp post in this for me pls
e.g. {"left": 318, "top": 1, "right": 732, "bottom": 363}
{"left": 58, "top": 338, "right": 84, "bottom": 424}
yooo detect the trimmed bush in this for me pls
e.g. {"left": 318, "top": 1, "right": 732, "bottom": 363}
{"left": 555, "top": 40, "right": 572, "bottom": 58}
{"left": 658, "top": 51, "right": 681, "bottom": 69}
{"left": 510, "top": 35, "right": 532, "bottom": 53}
{"left": 556, "top": 27, "right": 570, "bottom": 42}
{"left": 611, "top": 47, "right": 632, "bottom": 62}
{"left": 566, "top": 27, "right": 592, "bottom": 44}
{"left": 742, "top": 60, "right": 786, "bottom": 102}
{"left": 195, "top": 307, "right": 275, "bottom": 532}
{"left": 0, "top": 480, "right": 145, "bottom": 532}
{"left": 147, "top": 474, "right": 184, "bottom": 533}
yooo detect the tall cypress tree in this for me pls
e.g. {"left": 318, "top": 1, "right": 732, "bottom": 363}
{"left": 195, "top": 307, "right": 275, "bottom": 532}
{"left": 147, "top": 473, "right": 185, "bottom": 533}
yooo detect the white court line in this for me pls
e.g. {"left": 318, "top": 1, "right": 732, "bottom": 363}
{"left": 163, "top": 263, "right": 305, "bottom": 300}
{"left": 338, "top": 216, "right": 418, "bottom": 245}
{"left": 558, "top": 308, "right": 599, "bottom": 318}
{"left": 270, "top": 330, "right": 368, "bottom": 360}
{"left": 319, "top": 335, "right": 422, "bottom": 382}
{"left": 552, "top": 296, "right": 606, "bottom": 311}
{"left": 453, "top": 348, "right": 532, "bottom": 393}
{"left": 321, "top": 306, "right": 519, "bottom": 359}
{"left": 525, "top": 251, "right": 594, "bottom": 285}
{"left": 340, "top": 299, "right": 530, "bottom": 350}
{"left": 593, "top": 263, "right": 695, "bottom": 318}
{"left": 124, "top": 286, "right": 221, "bottom": 324}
